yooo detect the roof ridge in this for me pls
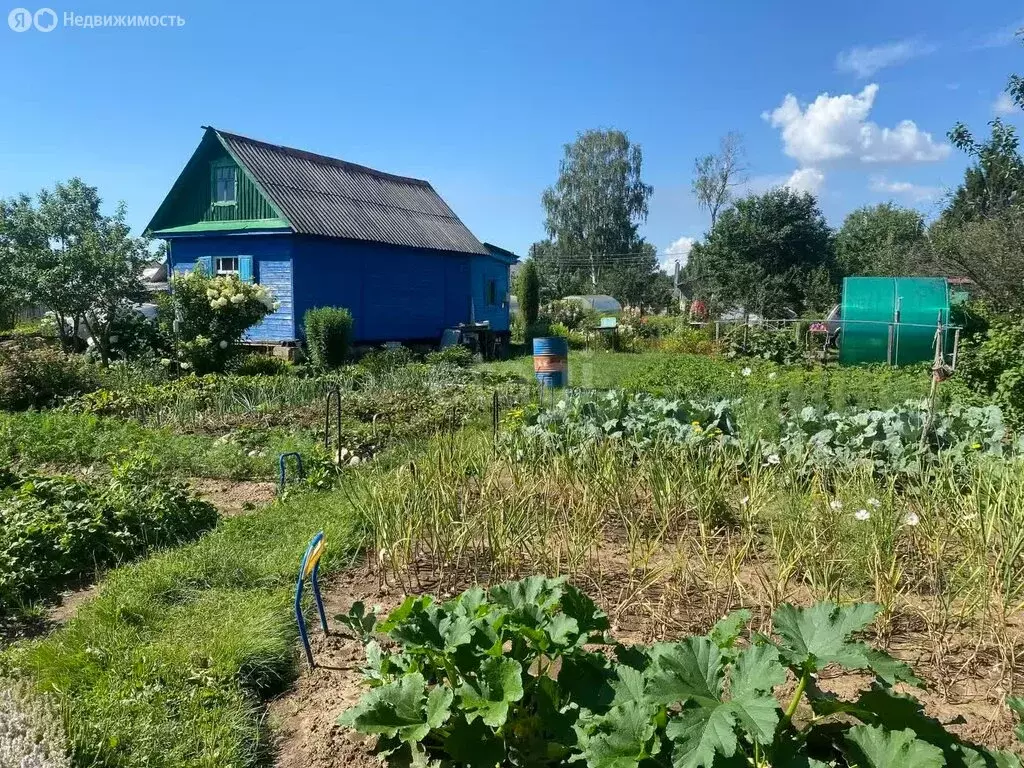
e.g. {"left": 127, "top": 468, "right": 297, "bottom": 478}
{"left": 205, "top": 126, "right": 434, "bottom": 188}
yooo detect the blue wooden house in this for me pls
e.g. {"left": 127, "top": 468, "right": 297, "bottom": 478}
{"left": 146, "top": 127, "right": 516, "bottom": 345}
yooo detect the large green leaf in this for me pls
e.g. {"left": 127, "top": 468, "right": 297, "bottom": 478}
{"left": 560, "top": 651, "right": 618, "bottom": 711}
{"left": 561, "top": 582, "right": 611, "bottom": 636}
{"left": 666, "top": 705, "right": 738, "bottom": 768}
{"left": 709, "top": 610, "right": 752, "bottom": 655}
{"left": 1010, "top": 698, "right": 1024, "bottom": 744}
{"left": 457, "top": 656, "right": 524, "bottom": 727}
{"left": 339, "top": 673, "right": 452, "bottom": 744}
{"left": 844, "top": 725, "right": 945, "bottom": 768}
{"left": 772, "top": 602, "right": 920, "bottom": 685}
{"left": 490, "top": 575, "right": 564, "bottom": 612}
{"left": 443, "top": 716, "right": 505, "bottom": 768}
{"left": 579, "top": 701, "right": 659, "bottom": 768}
{"left": 646, "top": 637, "right": 724, "bottom": 706}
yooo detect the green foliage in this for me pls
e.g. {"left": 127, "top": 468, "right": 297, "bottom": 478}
{"left": 951, "top": 319, "right": 1024, "bottom": 426}
{"left": 341, "top": 580, "right": 1019, "bottom": 768}
{"left": 10, "top": 482, "right": 361, "bottom": 767}
{"left": 303, "top": 306, "right": 353, "bottom": 369}
{"left": 687, "top": 187, "right": 836, "bottom": 317}
{"left": 777, "top": 400, "right": 1013, "bottom": 475}
{"left": 501, "top": 390, "right": 737, "bottom": 456}
{"left": 836, "top": 203, "right": 926, "bottom": 277}
{"left": 529, "top": 130, "right": 669, "bottom": 308}
{"left": 225, "top": 353, "right": 292, "bottom": 376}
{"left": 0, "top": 344, "right": 100, "bottom": 411}
{"left": 724, "top": 325, "right": 805, "bottom": 365}
{"left": 516, "top": 260, "right": 541, "bottom": 326}
{"left": 544, "top": 298, "right": 592, "bottom": 330}
{"left": 358, "top": 345, "right": 416, "bottom": 377}
{"left": 0, "top": 178, "right": 152, "bottom": 360}
{"left": 425, "top": 345, "right": 474, "bottom": 368}
{"left": 163, "top": 270, "right": 276, "bottom": 374}
{"left": 0, "top": 456, "right": 217, "bottom": 612}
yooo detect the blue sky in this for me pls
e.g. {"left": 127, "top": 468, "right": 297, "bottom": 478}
{"left": 1, "top": 0, "right": 1021, "bottom": 269}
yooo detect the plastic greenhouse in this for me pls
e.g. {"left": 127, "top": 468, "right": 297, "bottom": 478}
{"left": 562, "top": 295, "right": 622, "bottom": 314}
{"left": 839, "top": 277, "right": 951, "bottom": 366}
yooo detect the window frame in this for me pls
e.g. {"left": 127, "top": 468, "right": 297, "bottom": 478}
{"left": 215, "top": 256, "right": 240, "bottom": 276}
{"left": 211, "top": 161, "right": 238, "bottom": 206}
{"left": 487, "top": 279, "right": 498, "bottom": 306}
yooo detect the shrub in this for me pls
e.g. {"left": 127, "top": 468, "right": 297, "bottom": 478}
{"left": 0, "top": 345, "right": 100, "bottom": 411}
{"left": 515, "top": 260, "right": 540, "bottom": 326}
{"left": 0, "top": 679, "right": 71, "bottom": 768}
{"left": 164, "top": 270, "right": 277, "bottom": 374}
{"left": 87, "top": 308, "right": 169, "bottom": 363}
{"left": 359, "top": 345, "right": 415, "bottom": 377}
{"left": 725, "top": 325, "right": 804, "bottom": 365}
{"left": 227, "top": 353, "right": 292, "bottom": 377}
{"left": 653, "top": 324, "right": 718, "bottom": 355}
{"left": 545, "top": 299, "right": 590, "bottom": 330}
{"left": 339, "top": 577, "right": 1024, "bottom": 768}
{"left": 303, "top": 306, "right": 353, "bottom": 369}
{"left": 425, "top": 345, "right": 474, "bottom": 368}
{"left": 957, "top": 319, "right": 1024, "bottom": 426}
{"left": 0, "top": 456, "right": 218, "bottom": 612}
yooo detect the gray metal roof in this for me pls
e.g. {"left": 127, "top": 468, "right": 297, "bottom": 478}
{"left": 212, "top": 128, "right": 488, "bottom": 256}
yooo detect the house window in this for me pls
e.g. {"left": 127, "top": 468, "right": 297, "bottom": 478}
{"left": 213, "top": 165, "right": 237, "bottom": 204}
{"left": 487, "top": 279, "right": 498, "bottom": 306}
{"left": 215, "top": 256, "right": 239, "bottom": 275}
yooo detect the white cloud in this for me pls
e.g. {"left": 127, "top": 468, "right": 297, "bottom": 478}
{"left": 974, "top": 21, "right": 1023, "bottom": 49}
{"left": 784, "top": 168, "right": 825, "bottom": 195}
{"left": 994, "top": 92, "right": 1017, "bottom": 116}
{"left": 870, "top": 176, "right": 943, "bottom": 202}
{"left": 763, "top": 84, "right": 951, "bottom": 167}
{"left": 660, "top": 236, "right": 696, "bottom": 272}
{"left": 836, "top": 39, "right": 936, "bottom": 78}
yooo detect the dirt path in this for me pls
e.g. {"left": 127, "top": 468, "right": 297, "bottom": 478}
{"left": 189, "top": 477, "right": 278, "bottom": 517}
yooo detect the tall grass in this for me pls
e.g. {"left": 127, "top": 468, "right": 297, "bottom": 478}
{"left": 351, "top": 429, "right": 1024, "bottom": 664}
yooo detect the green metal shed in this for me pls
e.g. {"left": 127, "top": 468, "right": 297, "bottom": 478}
{"left": 839, "top": 277, "right": 951, "bottom": 366}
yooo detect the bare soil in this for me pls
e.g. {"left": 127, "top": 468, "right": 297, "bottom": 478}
{"left": 188, "top": 477, "right": 277, "bottom": 516}
{"left": 270, "top": 554, "right": 1024, "bottom": 768}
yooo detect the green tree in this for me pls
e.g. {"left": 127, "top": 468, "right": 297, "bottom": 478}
{"left": 515, "top": 259, "right": 540, "bottom": 326}
{"left": 687, "top": 188, "right": 835, "bottom": 317}
{"left": 531, "top": 129, "right": 659, "bottom": 304}
{"left": 0, "top": 179, "right": 150, "bottom": 360}
{"left": 835, "top": 203, "right": 926, "bottom": 277}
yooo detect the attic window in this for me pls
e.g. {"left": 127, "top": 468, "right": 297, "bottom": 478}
{"left": 213, "top": 165, "right": 237, "bottom": 204}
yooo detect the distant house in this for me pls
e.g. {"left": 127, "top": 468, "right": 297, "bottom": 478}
{"left": 146, "top": 127, "right": 516, "bottom": 345}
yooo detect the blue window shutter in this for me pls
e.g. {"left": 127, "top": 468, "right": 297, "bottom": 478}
{"left": 238, "top": 255, "right": 254, "bottom": 282}
{"left": 198, "top": 256, "right": 213, "bottom": 275}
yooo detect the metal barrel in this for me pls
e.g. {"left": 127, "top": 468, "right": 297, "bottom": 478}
{"left": 532, "top": 337, "right": 568, "bottom": 388}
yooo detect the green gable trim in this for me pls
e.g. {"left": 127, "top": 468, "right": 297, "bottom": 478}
{"left": 153, "top": 218, "right": 291, "bottom": 235}
{"left": 145, "top": 127, "right": 295, "bottom": 235}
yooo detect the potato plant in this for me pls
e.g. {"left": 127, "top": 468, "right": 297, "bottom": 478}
{"left": 339, "top": 577, "right": 1024, "bottom": 767}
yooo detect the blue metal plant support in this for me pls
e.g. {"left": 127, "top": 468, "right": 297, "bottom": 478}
{"left": 294, "top": 531, "right": 328, "bottom": 668}
{"left": 278, "top": 452, "right": 304, "bottom": 493}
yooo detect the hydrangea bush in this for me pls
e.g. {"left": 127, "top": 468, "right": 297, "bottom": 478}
{"left": 164, "top": 269, "right": 278, "bottom": 373}
{"left": 0, "top": 679, "right": 71, "bottom": 768}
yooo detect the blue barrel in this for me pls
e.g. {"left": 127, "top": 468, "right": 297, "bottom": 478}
{"left": 533, "top": 337, "right": 568, "bottom": 388}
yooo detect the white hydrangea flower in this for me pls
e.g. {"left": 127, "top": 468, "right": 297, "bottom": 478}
{"left": 180, "top": 362, "right": 191, "bottom": 370}
{"left": 768, "top": 371, "right": 778, "bottom": 380}
{"left": 741, "top": 367, "right": 752, "bottom": 377}
{"left": 230, "top": 294, "right": 244, "bottom": 304}
{"left": 854, "top": 509, "right": 870, "bottom": 521}
{"left": 86, "top": 337, "right": 95, "bottom": 347}
{"left": 160, "top": 358, "right": 171, "bottom": 367}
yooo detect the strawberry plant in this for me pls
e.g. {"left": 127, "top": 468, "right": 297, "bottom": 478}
{"left": 339, "top": 578, "right": 1024, "bottom": 767}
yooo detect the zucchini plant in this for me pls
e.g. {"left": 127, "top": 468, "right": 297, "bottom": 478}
{"left": 338, "top": 577, "right": 1024, "bottom": 767}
